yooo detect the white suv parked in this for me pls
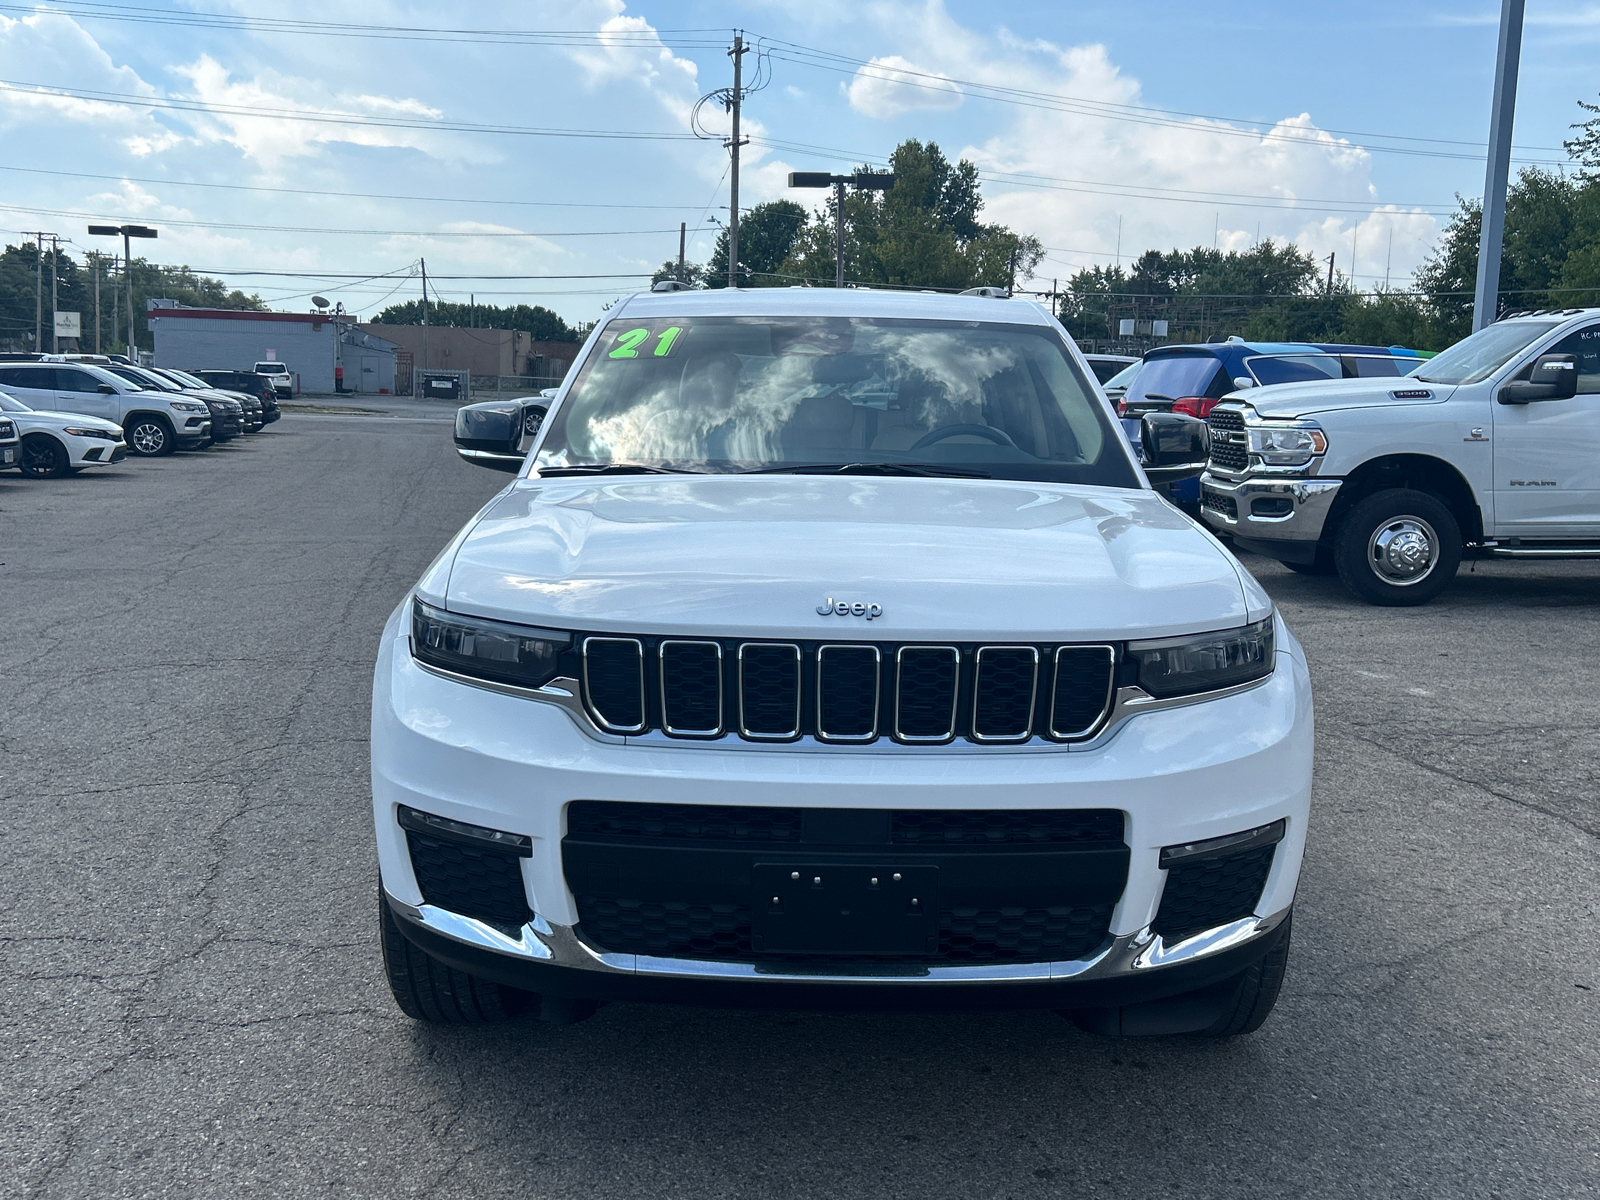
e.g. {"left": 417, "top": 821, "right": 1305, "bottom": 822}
{"left": 373, "top": 289, "right": 1313, "bottom": 1036}
{"left": 253, "top": 361, "right": 293, "bottom": 398}
{"left": 1199, "top": 309, "right": 1600, "bottom": 604}
{"left": 0, "top": 389, "right": 126, "bottom": 476}
{"left": 0, "top": 362, "right": 210, "bottom": 456}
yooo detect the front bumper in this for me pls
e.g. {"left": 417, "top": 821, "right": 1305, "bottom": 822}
{"left": 372, "top": 602, "right": 1314, "bottom": 1007}
{"left": 1200, "top": 472, "right": 1342, "bottom": 560}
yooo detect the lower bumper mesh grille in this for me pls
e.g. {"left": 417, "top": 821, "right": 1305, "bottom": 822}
{"left": 1153, "top": 843, "right": 1276, "bottom": 943}
{"left": 405, "top": 830, "right": 531, "bottom": 936}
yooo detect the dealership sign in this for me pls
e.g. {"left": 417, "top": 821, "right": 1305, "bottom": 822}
{"left": 53, "top": 311, "right": 81, "bottom": 338}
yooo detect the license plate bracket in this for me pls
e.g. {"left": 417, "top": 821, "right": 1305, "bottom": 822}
{"left": 751, "top": 863, "right": 938, "bottom": 955}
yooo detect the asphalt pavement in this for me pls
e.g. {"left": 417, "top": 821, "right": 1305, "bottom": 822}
{"left": 2, "top": 408, "right": 1597, "bottom": 1199}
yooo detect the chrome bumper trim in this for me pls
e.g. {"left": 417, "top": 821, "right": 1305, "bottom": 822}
{"left": 388, "top": 896, "right": 1292, "bottom": 986}
{"left": 1199, "top": 473, "right": 1341, "bottom": 543}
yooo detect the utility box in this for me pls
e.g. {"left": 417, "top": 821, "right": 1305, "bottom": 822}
{"left": 421, "top": 371, "right": 466, "bottom": 401}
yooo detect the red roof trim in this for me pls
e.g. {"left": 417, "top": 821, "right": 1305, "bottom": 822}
{"left": 147, "top": 309, "right": 328, "bottom": 324}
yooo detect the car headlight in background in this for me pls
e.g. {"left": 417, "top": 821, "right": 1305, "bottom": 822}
{"left": 170, "top": 400, "right": 209, "bottom": 414}
{"left": 62, "top": 427, "right": 118, "bottom": 440}
{"left": 1247, "top": 423, "right": 1327, "bottom": 466}
{"left": 1127, "top": 617, "right": 1276, "bottom": 698}
{"left": 0, "top": 420, "right": 15, "bottom": 439}
{"left": 410, "top": 599, "right": 570, "bottom": 690}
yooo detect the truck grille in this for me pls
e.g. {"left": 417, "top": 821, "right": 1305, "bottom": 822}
{"left": 565, "top": 801, "right": 1128, "bottom": 964}
{"left": 1207, "top": 409, "right": 1249, "bottom": 473}
{"left": 579, "top": 635, "right": 1118, "bottom": 745}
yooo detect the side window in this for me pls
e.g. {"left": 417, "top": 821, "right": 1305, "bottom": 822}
{"left": 1343, "top": 355, "right": 1405, "bottom": 378}
{"left": 1247, "top": 355, "right": 1342, "bottom": 386}
{"left": 1527, "top": 325, "right": 1600, "bottom": 394}
{"left": 54, "top": 369, "right": 104, "bottom": 393}
{"left": 9, "top": 367, "right": 58, "bottom": 390}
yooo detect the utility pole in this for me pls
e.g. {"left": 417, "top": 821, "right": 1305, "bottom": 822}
{"left": 1325, "top": 252, "right": 1336, "bottom": 296}
{"left": 1008, "top": 244, "right": 1019, "bottom": 294}
{"left": 110, "top": 254, "right": 119, "bottom": 352}
{"left": 833, "top": 178, "right": 846, "bottom": 287}
{"left": 678, "top": 221, "right": 687, "bottom": 283}
{"left": 1473, "top": 0, "right": 1525, "bottom": 331}
{"left": 32, "top": 233, "right": 43, "bottom": 350}
{"left": 726, "top": 34, "right": 749, "bottom": 289}
{"left": 91, "top": 251, "right": 101, "bottom": 353}
{"left": 49, "top": 236, "right": 60, "bottom": 352}
{"left": 420, "top": 258, "right": 429, "bottom": 376}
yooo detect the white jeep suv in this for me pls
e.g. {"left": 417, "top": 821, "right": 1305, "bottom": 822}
{"left": 0, "top": 361, "right": 209, "bottom": 456}
{"left": 372, "top": 289, "right": 1313, "bottom": 1036}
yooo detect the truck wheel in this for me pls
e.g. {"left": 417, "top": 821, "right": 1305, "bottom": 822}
{"left": 378, "top": 888, "right": 535, "bottom": 1023}
{"left": 125, "top": 415, "right": 174, "bottom": 457}
{"left": 1334, "top": 488, "right": 1461, "bottom": 606}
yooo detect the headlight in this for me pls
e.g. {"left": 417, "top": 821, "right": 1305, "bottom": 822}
{"left": 62, "top": 426, "right": 116, "bottom": 439}
{"left": 170, "top": 400, "right": 209, "bottom": 414}
{"left": 0, "top": 420, "right": 15, "bottom": 439}
{"left": 1246, "top": 424, "right": 1327, "bottom": 466}
{"left": 1127, "top": 617, "right": 1275, "bottom": 698}
{"left": 410, "top": 599, "right": 570, "bottom": 690}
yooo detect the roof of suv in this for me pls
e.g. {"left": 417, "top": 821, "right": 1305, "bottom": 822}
{"left": 614, "top": 287, "right": 1055, "bottom": 324}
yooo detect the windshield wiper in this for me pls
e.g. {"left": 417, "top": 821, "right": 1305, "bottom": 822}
{"left": 742, "top": 462, "right": 991, "bottom": 479}
{"left": 535, "top": 463, "right": 702, "bottom": 477}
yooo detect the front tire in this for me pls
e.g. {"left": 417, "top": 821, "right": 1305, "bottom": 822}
{"left": 20, "top": 434, "right": 69, "bottom": 478}
{"left": 125, "top": 415, "right": 174, "bottom": 457}
{"left": 378, "top": 888, "right": 535, "bottom": 1023}
{"left": 1334, "top": 488, "right": 1461, "bottom": 606}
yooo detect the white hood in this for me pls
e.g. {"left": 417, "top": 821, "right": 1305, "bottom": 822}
{"left": 1237, "top": 377, "right": 1456, "bottom": 419}
{"left": 430, "top": 476, "right": 1266, "bottom": 642}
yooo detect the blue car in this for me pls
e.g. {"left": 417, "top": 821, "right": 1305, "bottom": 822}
{"left": 1116, "top": 339, "right": 1427, "bottom": 507}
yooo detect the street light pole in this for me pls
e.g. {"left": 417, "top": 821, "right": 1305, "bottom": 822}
{"left": 789, "top": 171, "right": 896, "bottom": 289}
{"left": 1473, "top": 0, "right": 1526, "bottom": 332}
{"left": 88, "top": 224, "right": 157, "bottom": 357}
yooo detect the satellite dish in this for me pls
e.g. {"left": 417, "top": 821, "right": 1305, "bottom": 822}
{"left": 311, "top": 295, "right": 331, "bottom": 309}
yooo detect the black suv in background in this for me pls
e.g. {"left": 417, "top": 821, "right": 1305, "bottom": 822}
{"left": 193, "top": 371, "right": 281, "bottom": 424}
{"left": 103, "top": 363, "right": 245, "bottom": 442}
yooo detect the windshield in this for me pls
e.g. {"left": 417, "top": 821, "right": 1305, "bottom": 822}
{"left": 0, "top": 392, "right": 32, "bottom": 412}
{"left": 536, "top": 316, "right": 1138, "bottom": 487}
{"left": 109, "top": 366, "right": 172, "bottom": 391}
{"left": 1414, "top": 321, "right": 1561, "bottom": 385}
{"left": 1125, "top": 352, "right": 1223, "bottom": 405}
{"left": 162, "top": 368, "right": 205, "bottom": 387}
{"left": 255, "top": 363, "right": 286, "bottom": 374}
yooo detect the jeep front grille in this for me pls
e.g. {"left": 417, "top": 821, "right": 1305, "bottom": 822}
{"left": 579, "top": 635, "right": 1117, "bottom": 745}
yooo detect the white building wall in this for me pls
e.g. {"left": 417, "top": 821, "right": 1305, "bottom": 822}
{"left": 151, "top": 317, "right": 336, "bottom": 391}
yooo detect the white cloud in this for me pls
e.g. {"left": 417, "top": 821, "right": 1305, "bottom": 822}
{"left": 846, "top": 55, "right": 962, "bottom": 118}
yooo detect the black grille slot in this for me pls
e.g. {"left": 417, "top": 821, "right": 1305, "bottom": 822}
{"left": 738, "top": 643, "right": 801, "bottom": 738}
{"left": 1154, "top": 843, "right": 1276, "bottom": 943}
{"left": 583, "top": 637, "right": 646, "bottom": 732}
{"left": 941, "top": 904, "right": 1113, "bottom": 962}
{"left": 817, "top": 645, "right": 880, "bottom": 740}
{"left": 567, "top": 800, "right": 803, "bottom": 842}
{"left": 891, "top": 808, "right": 1124, "bottom": 846}
{"left": 576, "top": 896, "right": 749, "bottom": 958}
{"left": 1201, "top": 489, "right": 1238, "bottom": 520}
{"left": 894, "top": 647, "right": 958, "bottom": 741}
{"left": 972, "top": 647, "right": 1038, "bottom": 740}
{"left": 405, "top": 831, "right": 531, "bottom": 936}
{"left": 1049, "top": 646, "right": 1116, "bottom": 738}
{"left": 660, "top": 640, "right": 722, "bottom": 735}
{"left": 1207, "top": 409, "right": 1244, "bottom": 432}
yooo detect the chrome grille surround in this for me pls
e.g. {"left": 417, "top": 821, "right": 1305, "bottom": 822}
{"left": 658, "top": 639, "right": 724, "bottom": 737}
{"left": 971, "top": 645, "right": 1040, "bottom": 742}
{"left": 1049, "top": 645, "right": 1117, "bottom": 739}
{"left": 581, "top": 636, "right": 648, "bottom": 734}
{"left": 816, "top": 644, "right": 882, "bottom": 743}
{"left": 736, "top": 642, "right": 802, "bottom": 741}
{"left": 893, "top": 645, "right": 960, "bottom": 743}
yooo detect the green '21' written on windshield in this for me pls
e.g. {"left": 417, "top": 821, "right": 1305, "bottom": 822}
{"left": 607, "top": 326, "right": 684, "bottom": 359}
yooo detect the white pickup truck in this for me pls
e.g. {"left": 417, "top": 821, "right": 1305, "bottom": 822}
{"left": 1199, "top": 310, "right": 1600, "bottom": 605}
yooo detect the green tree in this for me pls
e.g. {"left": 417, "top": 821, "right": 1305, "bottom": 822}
{"left": 371, "top": 300, "right": 579, "bottom": 342}
{"left": 777, "top": 140, "right": 1042, "bottom": 291}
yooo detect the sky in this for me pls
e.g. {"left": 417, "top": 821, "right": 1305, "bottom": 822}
{"left": 1, "top": 0, "right": 1597, "bottom": 325}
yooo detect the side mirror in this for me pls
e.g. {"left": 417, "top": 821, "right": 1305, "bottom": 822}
{"left": 1141, "top": 412, "right": 1209, "bottom": 484}
{"left": 97, "top": 383, "right": 117, "bottom": 394}
{"left": 454, "top": 399, "right": 526, "bottom": 472}
{"left": 1500, "top": 353, "right": 1579, "bottom": 404}
{"left": 1231, "top": 376, "right": 1256, "bottom": 390}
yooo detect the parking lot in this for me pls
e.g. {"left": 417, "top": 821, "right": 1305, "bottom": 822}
{"left": 2, "top": 406, "right": 1597, "bottom": 1199}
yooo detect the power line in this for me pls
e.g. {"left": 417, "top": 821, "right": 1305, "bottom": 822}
{"left": 0, "top": 79, "right": 702, "bottom": 142}
{"left": 0, "top": 165, "right": 708, "bottom": 212}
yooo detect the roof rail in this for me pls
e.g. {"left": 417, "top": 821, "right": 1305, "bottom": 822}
{"left": 959, "top": 286, "right": 1011, "bottom": 298}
